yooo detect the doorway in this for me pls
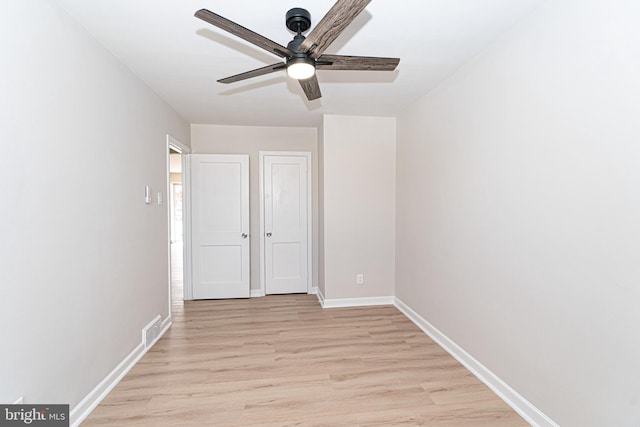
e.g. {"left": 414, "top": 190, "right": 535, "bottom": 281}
{"left": 167, "top": 135, "right": 190, "bottom": 315}
{"left": 169, "top": 149, "right": 183, "bottom": 305}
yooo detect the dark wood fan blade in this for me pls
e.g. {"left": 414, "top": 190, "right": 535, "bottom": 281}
{"left": 195, "top": 9, "right": 294, "bottom": 58}
{"left": 316, "top": 54, "right": 399, "bottom": 71}
{"left": 299, "top": 0, "right": 371, "bottom": 58}
{"left": 299, "top": 75, "right": 322, "bottom": 101}
{"left": 218, "top": 63, "right": 286, "bottom": 84}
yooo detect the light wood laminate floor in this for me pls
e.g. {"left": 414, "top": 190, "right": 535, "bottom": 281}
{"left": 83, "top": 295, "right": 528, "bottom": 426}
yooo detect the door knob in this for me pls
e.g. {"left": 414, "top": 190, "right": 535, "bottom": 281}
{"left": 242, "top": 233, "right": 248, "bottom": 239}
{"left": 266, "top": 232, "right": 272, "bottom": 237}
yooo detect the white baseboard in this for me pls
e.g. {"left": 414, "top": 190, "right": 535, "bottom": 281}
{"left": 321, "top": 296, "right": 395, "bottom": 309}
{"left": 70, "top": 315, "right": 172, "bottom": 427}
{"left": 394, "top": 298, "right": 558, "bottom": 427}
{"left": 316, "top": 288, "right": 325, "bottom": 306}
{"left": 309, "top": 286, "right": 318, "bottom": 295}
{"left": 158, "top": 317, "right": 172, "bottom": 344}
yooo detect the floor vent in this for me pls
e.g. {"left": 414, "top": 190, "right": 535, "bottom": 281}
{"left": 142, "top": 315, "right": 162, "bottom": 348}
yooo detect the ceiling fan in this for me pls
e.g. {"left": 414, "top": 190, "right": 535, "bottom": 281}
{"left": 195, "top": 0, "right": 400, "bottom": 101}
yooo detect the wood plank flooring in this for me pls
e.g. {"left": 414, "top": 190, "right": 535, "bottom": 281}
{"left": 83, "top": 295, "right": 528, "bottom": 426}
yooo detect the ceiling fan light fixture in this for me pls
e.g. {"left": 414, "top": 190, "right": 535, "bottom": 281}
{"left": 286, "top": 55, "right": 315, "bottom": 80}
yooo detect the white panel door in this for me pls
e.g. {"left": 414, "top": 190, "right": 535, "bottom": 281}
{"left": 191, "top": 154, "right": 249, "bottom": 299}
{"left": 263, "top": 155, "right": 309, "bottom": 294}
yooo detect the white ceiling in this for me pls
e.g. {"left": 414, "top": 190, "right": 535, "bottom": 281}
{"left": 54, "top": 0, "right": 544, "bottom": 127}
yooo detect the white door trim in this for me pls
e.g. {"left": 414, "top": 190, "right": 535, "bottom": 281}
{"left": 166, "top": 135, "right": 191, "bottom": 310}
{"left": 259, "top": 151, "right": 312, "bottom": 296}
{"left": 182, "top": 154, "right": 193, "bottom": 301}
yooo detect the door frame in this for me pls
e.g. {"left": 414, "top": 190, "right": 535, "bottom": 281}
{"left": 259, "top": 151, "right": 312, "bottom": 296}
{"left": 166, "top": 135, "right": 192, "bottom": 312}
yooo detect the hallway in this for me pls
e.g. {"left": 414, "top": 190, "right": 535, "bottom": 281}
{"left": 170, "top": 241, "right": 183, "bottom": 306}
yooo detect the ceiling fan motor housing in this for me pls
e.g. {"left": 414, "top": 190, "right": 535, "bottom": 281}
{"left": 287, "top": 34, "right": 306, "bottom": 52}
{"left": 286, "top": 8, "right": 311, "bottom": 33}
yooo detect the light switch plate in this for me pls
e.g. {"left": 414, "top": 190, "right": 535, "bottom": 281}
{"left": 145, "top": 186, "right": 151, "bottom": 204}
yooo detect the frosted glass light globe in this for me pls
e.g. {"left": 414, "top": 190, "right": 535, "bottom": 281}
{"left": 287, "top": 58, "right": 315, "bottom": 80}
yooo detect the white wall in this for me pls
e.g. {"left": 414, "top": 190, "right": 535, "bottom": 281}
{"left": 0, "top": 0, "right": 189, "bottom": 411}
{"left": 396, "top": 1, "right": 640, "bottom": 425}
{"left": 191, "top": 124, "right": 319, "bottom": 293}
{"left": 317, "top": 124, "right": 326, "bottom": 297}
{"left": 321, "top": 115, "right": 396, "bottom": 301}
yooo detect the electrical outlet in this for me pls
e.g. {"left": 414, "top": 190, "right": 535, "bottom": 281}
{"left": 356, "top": 273, "right": 364, "bottom": 285}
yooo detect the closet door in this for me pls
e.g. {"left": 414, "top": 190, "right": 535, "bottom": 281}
{"left": 191, "top": 154, "right": 249, "bottom": 299}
